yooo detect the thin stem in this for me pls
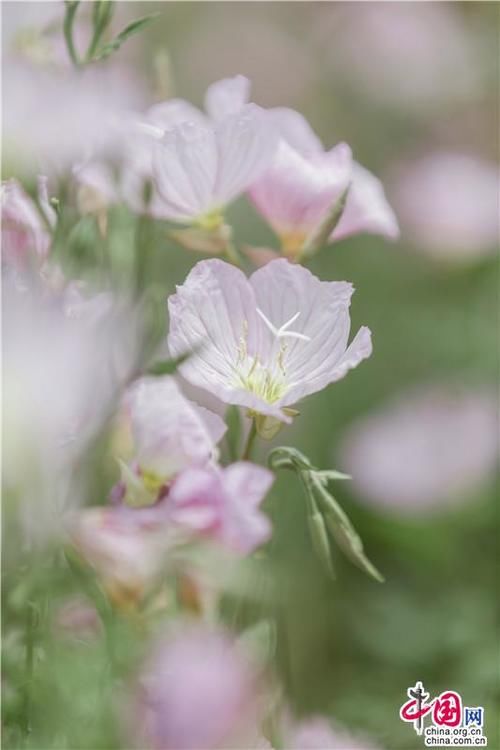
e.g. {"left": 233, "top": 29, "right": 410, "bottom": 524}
{"left": 23, "top": 602, "right": 36, "bottom": 736}
{"left": 63, "top": 2, "right": 81, "bottom": 68}
{"left": 241, "top": 420, "right": 257, "bottom": 460}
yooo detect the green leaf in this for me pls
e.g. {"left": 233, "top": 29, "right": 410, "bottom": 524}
{"left": 225, "top": 406, "right": 242, "bottom": 462}
{"left": 93, "top": 13, "right": 160, "bottom": 61}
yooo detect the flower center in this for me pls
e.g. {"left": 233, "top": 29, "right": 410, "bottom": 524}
{"left": 232, "top": 310, "right": 310, "bottom": 403}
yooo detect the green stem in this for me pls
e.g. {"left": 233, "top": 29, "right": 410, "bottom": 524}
{"left": 63, "top": 2, "right": 81, "bottom": 68}
{"left": 242, "top": 420, "right": 257, "bottom": 460}
{"left": 23, "top": 602, "right": 36, "bottom": 736}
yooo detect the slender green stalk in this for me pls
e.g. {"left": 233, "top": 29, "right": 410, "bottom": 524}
{"left": 241, "top": 420, "right": 257, "bottom": 460}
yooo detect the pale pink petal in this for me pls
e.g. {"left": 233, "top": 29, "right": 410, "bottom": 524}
{"left": 134, "top": 627, "right": 262, "bottom": 750}
{"left": 214, "top": 104, "right": 279, "bottom": 205}
{"left": 249, "top": 141, "right": 352, "bottom": 240}
{"left": 1, "top": 179, "right": 50, "bottom": 269}
{"left": 153, "top": 122, "right": 218, "bottom": 220}
{"left": 249, "top": 259, "right": 363, "bottom": 405}
{"left": 269, "top": 106, "right": 324, "bottom": 155}
{"left": 127, "top": 376, "right": 225, "bottom": 479}
{"left": 221, "top": 462, "right": 273, "bottom": 553}
{"left": 147, "top": 99, "right": 209, "bottom": 130}
{"left": 168, "top": 259, "right": 283, "bottom": 416}
{"left": 168, "top": 468, "right": 224, "bottom": 532}
{"left": 205, "top": 75, "right": 250, "bottom": 121}
{"left": 332, "top": 162, "right": 400, "bottom": 242}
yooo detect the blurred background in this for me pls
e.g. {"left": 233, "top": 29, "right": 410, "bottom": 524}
{"left": 2, "top": 3, "right": 499, "bottom": 749}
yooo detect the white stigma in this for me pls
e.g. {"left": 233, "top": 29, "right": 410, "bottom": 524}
{"left": 256, "top": 308, "right": 311, "bottom": 342}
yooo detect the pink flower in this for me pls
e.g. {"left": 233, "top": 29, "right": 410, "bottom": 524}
{"left": 69, "top": 508, "right": 173, "bottom": 607}
{"left": 168, "top": 462, "right": 273, "bottom": 554}
{"left": 168, "top": 258, "right": 372, "bottom": 424}
{"left": 339, "top": 385, "right": 498, "bottom": 514}
{"left": 249, "top": 108, "right": 399, "bottom": 255}
{"left": 122, "top": 76, "right": 278, "bottom": 222}
{"left": 285, "top": 716, "right": 382, "bottom": 750}
{"left": 152, "top": 104, "right": 277, "bottom": 224}
{"left": 389, "top": 152, "right": 498, "bottom": 261}
{"left": 1, "top": 179, "right": 51, "bottom": 270}
{"left": 132, "top": 625, "right": 264, "bottom": 750}
{"left": 124, "top": 376, "right": 226, "bottom": 488}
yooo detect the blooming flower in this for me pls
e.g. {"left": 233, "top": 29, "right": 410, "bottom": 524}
{"left": 1, "top": 178, "right": 51, "bottom": 271}
{"left": 131, "top": 625, "right": 264, "bottom": 750}
{"left": 168, "top": 258, "right": 372, "bottom": 426}
{"left": 339, "top": 385, "right": 498, "bottom": 514}
{"left": 120, "top": 76, "right": 277, "bottom": 223}
{"left": 389, "top": 152, "right": 498, "bottom": 261}
{"left": 152, "top": 104, "right": 277, "bottom": 225}
{"left": 120, "top": 376, "right": 226, "bottom": 501}
{"left": 248, "top": 108, "right": 399, "bottom": 255}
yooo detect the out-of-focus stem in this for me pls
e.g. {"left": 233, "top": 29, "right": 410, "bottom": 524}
{"left": 23, "top": 602, "right": 36, "bottom": 735}
{"left": 63, "top": 2, "right": 81, "bottom": 68}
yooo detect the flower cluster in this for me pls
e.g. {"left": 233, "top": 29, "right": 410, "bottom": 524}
{"left": 2, "top": 9, "right": 400, "bottom": 746}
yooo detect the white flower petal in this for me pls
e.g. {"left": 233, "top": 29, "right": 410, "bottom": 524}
{"left": 153, "top": 122, "right": 218, "bottom": 220}
{"left": 214, "top": 104, "right": 278, "bottom": 205}
{"left": 270, "top": 106, "right": 324, "bottom": 155}
{"left": 205, "top": 75, "right": 250, "bottom": 121}
{"left": 333, "top": 162, "right": 400, "bottom": 242}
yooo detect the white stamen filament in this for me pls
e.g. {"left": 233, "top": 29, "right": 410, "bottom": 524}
{"left": 256, "top": 307, "right": 311, "bottom": 342}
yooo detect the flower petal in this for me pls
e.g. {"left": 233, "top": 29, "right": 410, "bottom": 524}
{"left": 214, "top": 104, "right": 278, "bottom": 205}
{"left": 270, "top": 106, "right": 324, "bottom": 155}
{"left": 153, "top": 122, "right": 218, "bottom": 220}
{"left": 127, "top": 376, "right": 224, "bottom": 478}
{"left": 249, "top": 141, "right": 352, "bottom": 239}
{"left": 205, "top": 75, "right": 250, "bottom": 121}
{"left": 332, "top": 162, "right": 400, "bottom": 242}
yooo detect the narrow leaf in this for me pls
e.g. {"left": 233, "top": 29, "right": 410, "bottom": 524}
{"left": 94, "top": 14, "right": 159, "bottom": 60}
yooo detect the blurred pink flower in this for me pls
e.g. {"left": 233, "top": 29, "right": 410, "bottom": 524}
{"left": 249, "top": 107, "right": 399, "bottom": 255}
{"left": 3, "top": 281, "right": 139, "bottom": 545}
{"left": 285, "top": 716, "right": 382, "bottom": 750}
{"left": 389, "top": 152, "right": 498, "bottom": 261}
{"left": 168, "top": 258, "right": 372, "bottom": 423}
{"left": 132, "top": 625, "right": 264, "bottom": 749}
{"left": 69, "top": 507, "right": 173, "bottom": 606}
{"left": 1, "top": 178, "right": 51, "bottom": 270}
{"left": 321, "top": 3, "right": 481, "bottom": 113}
{"left": 339, "top": 385, "right": 498, "bottom": 514}
{"left": 168, "top": 462, "right": 273, "bottom": 554}
{"left": 3, "top": 61, "right": 145, "bottom": 173}
{"left": 124, "top": 375, "right": 226, "bottom": 487}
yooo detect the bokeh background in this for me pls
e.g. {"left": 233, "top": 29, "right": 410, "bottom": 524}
{"left": 2, "top": 3, "right": 499, "bottom": 749}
